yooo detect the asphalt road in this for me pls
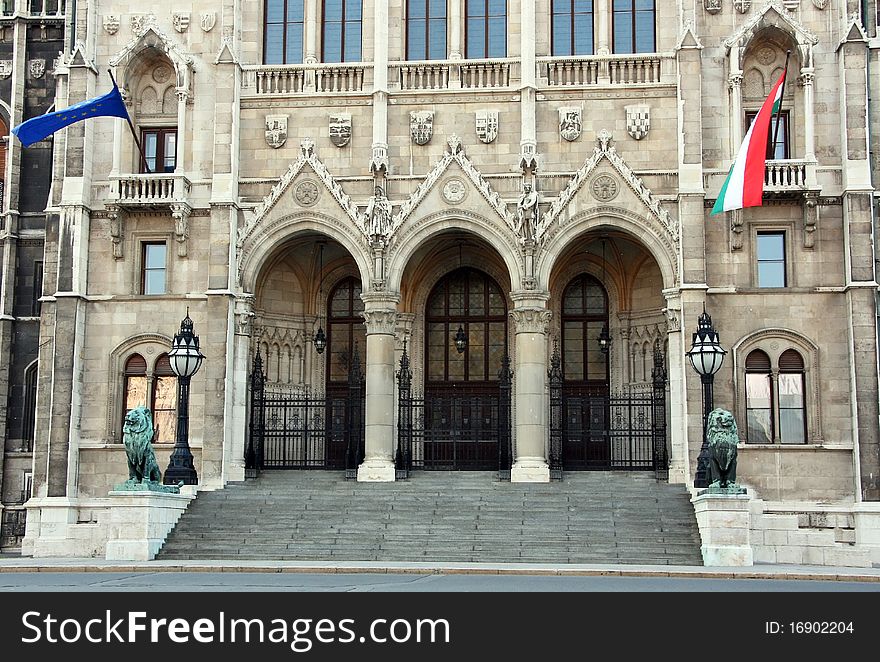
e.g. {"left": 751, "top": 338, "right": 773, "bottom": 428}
{"left": 0, "top": 572, "right": 878, "bottom": 591}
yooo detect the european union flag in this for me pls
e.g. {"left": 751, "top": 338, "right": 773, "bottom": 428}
{"left": 12, "top": 83, "right": 130, "bottom": 147}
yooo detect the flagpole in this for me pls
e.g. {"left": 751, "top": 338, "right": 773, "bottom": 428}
{"left": 770, "top": 50, "right": 791, "bottom": 161}
{"left": 108, "top": 70, "right": 151, "bottom": 174}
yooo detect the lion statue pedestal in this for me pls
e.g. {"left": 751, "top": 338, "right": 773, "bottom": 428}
{"left": 704, "top": 408, "right": 747, "bottom": 495}
{"left": 105, "top": 406, "right": 193, "bottom": 560}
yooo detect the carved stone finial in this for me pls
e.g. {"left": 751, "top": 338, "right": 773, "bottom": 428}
{"left": 597, "top": 130, "right": 614, "bottom": 152}
{"left": 300, "top": 137, "right": 315, "bottom": 158}
{"left": 447, "top": 134, "right": 463, "bottom": 154}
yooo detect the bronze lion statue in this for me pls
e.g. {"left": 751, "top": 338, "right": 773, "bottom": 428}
{"left": 707, "top": 408, "right": 739, "bottom": 489}
{"left": 123, "top": 406, "right": 162, "bottom": 484}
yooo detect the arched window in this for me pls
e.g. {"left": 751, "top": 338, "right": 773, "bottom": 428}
{"left": 561, "top": 274, "right": 608, "bottom": 385}
{"left": 152, "top": 354, "right": 178, "bottom": 444}
{"left": 466, "top": 0, "right": 507, "bottom": 59}
{"left": 265, "top": 0, "right": 305, "bottom": 64}
{"left": 551, "top": 0, "right": 594, "bottom": 56}
{"left": 122, "top": 354, "right": 149, "bottom": 432}
{"left": 745, "top": 350, "right": 773, "bottom": 443}
{"left": 407, "top": 0, "right": 447, "bottom": 60}
{"left": 22, "top": 361, "right": 38, "bottom": 450}
{"left": 612, "top": 0, "right": 655, "bottom": 54}
{"left": 327, "top": 277, "right": 366, "bottom": 386}
{"left": 426, "top": 268, "right": 507, "bottom": 386}
{"left": 323, "top": 0, "right": 362, "bottom": 62}
{"left": 778, "top": 349, "right": 806, "bottom": 444}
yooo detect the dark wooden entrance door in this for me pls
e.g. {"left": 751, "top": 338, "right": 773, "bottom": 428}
{"left": 561, "top": 274, "right": 611, "bottom": 469}
{"left": 424, "top": 268, "right": 508, "bottom": 470}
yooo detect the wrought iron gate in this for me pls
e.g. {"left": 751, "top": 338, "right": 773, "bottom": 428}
{"left": 246, "top": 348, "right": 365, "bottom": 478}
{"left": 396, "top": 346, "right": 512, "bottom": 478}
{"left": 549, "top": 341, "right": 668, "bottom": 479}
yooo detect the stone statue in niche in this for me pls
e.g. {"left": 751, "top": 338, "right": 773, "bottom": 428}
{"left": 516, "top": 183, "right": 540, "bottom": 244}
{"left": 365, "top": 185, "right": 392, "bottom": 241}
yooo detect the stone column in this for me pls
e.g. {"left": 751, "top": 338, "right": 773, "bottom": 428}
{"left": 595, "top": 0, "right": 610, "bottom": 55}
{"left": 449, "top": 0, "right": 462, "bottom": 59}
{"left": 358, "top": 294, "right": 399, "bottom": 482}
{"left": 510, "top": 292, "right": 552, "bottom": 483}
{"left": 226, "top": 295, "right": 255, "bottom": 484}
{"left": 800, "top": 69, "right": 818, "bottom": 187}
{"left": 175, "top": 90, "right": 188, "bottom": 174}
{"left": 663, "top": 293, "right": 687, "bottom": 484}
{"left": 305, "top": 0, "right": 319, "bottom": 62}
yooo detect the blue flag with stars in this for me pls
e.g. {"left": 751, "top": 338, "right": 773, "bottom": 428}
{"left": 12, "top": 83, "right": 130, "bottom": 147}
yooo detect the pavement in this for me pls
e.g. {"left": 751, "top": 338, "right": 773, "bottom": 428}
{"left": 0, "top": 557, "right": 878, "bottom": 582}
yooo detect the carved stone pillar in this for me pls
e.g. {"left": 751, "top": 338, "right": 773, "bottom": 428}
{"left": 663, "top": 293, "right": 687, "bottom": 485}
{"left": 227, "top": 295, "right": 255, "bottom": 483}
{"left": 175, "top": 90, "right": 188, "bottom": 174}
{"left": 358, "top": 294, "right": 400, "bottom": 482}
{"left": 510, "top": 292, "right": 552, "bottom": 483}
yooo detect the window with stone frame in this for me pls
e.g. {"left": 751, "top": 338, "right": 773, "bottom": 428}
{"left": 142, "top": 242, "right": 167, "bottom": 295}
{"left": 141, "top": 127, "right": 177, "bottom": 174}
{"left": 466, "top": 0, "right": 507, "bottom": 59}
{"left": 323, "top": 0, "right": 363, "bottom": 62}
{"left": 756, "top": 231, "right": 787, "bottom": 288}
{"left": 612, "top": 0, "right": 655, "bottom": 54}
{"left": 745, "top": 110, "right": 790, "bottom": 160}
{"left": 552, "top": 0, "right": 594, "bottom": 56}
{"left": 265, "top": 0, "right": 305, "bottom": 64}
{"left": 152, "top": 354, "right": 178, "bottom": 444}
{"left": 122, "top": 354, "right": 149, "bottom": 434}
{"left": 744, "top": 348, "right": 807, "bottom": 444}
{"left": 407, "top": 0, "right": 447, "bottom": 60}
{"left": 21, "top": 361, "right": 38, "bottom": 452}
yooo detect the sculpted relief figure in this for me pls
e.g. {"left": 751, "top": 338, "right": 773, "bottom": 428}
{"left": 516, "top": 183, "right": 540, "bottom": 244}
{"left": 365, "top": 185, "right": 392, "bottom": 241}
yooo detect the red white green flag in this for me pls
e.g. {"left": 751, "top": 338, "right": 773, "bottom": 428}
{"left": 711, "top": 68, "right": 787, "bottom": 215}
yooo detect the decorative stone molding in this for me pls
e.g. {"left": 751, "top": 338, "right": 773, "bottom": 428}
{"left": 733, "top": 0, "right": 751, "bottom": 13}
{"left": 265, "top": 114, "right": 288, "bottom": 149}
{"left": 241, "top": 138, "right": 368, "bottom": 249}
{"left": 803, "top": 194, "right": 818, "bottom": 250}
{"left": 729, "top": 209, "right": 744, "bottom": 251}
{"left": 171, "top": 203, "right": 191, "bottom": 258}
{"left": 370, "top": 142, "right": 389, "bottom": 174}
{"left": 200, "top": 12, "right": 217, "bottom": 32}
{"left": 131, "top": 14, "right": 159, "bottom": 35}
{"left": 294, "top": 180, "right": 320, "bottom": 207}
{"left": 0, "top": 61, "right": 12, "bottom": 79}
{"left": 704, "top": 0, "right": 722, "bottom": 13}
{"left": 510, "top": 308, "right": 553, "bottom": 335}
{"left": 542, "top": 131, "right": 678, "bottom": 246}
{"left": 410, "top": 110, "right": 434, "bottom": 145}
{"left": 329, "top": 113, "right": 352, "bottom": 148}
{"left": 29, "top": 60, "right": 45, "bottom": 79}
{"left": 559, "top": 107, "right": 582, "bottom": 142}
{"left": 107, "top": 205, "right": 124, "bottom": 260}
{"left": 475, "top": 110, "right": 499, "bottom": 144}
{"left": 362, "top": 310, "right": 399, "bottom": 335}
{"left": 519, "top": 140, "right": 538, "bottom": 173}
{"left": 723, "top": 2, "right": 818, "bottom": 66}
{"left": 442, "top": 178, "right": 468, "bottom": 204}
{"left": 234, "top": 296, "right": 256, "bottom": 337}
{"left": 591, "top": 174, "right": 620, "bottom": 202}
{"left": 103, "top": 15, "right": 120, "bottom": 35}
{"left": 172, "top": 12, "right": 191, "bottom": 33}
{"left": 625, "top": 104, "right": 650, "bottom": 141}
{"left": 811, "top": 0, "right": 827, "bottom": 8}
{"left": 663, "top": 307, "right": 681, "bottom": 333}
{"left": 391, "top": 135, "right": 517, "bottom": 239}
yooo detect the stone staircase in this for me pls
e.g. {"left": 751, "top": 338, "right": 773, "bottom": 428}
{"left": 158, "top": 471, "right": 703, "bottom": 565}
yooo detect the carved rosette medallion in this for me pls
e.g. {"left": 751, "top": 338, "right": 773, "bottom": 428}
{"left": 591, "top": 175, "right": 620, "bottom": 202}
{"left": 442, "top": 178, "right": 468, "bottom": 204}
{"left": 294, "top": 180, "right": 321, "bottom": 207}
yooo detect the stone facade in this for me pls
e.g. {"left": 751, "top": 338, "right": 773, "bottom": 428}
{"left": 2, "top": 1, "right": 880, "bottom": 564}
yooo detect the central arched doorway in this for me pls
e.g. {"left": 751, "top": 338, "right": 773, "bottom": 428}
{"left": 422, "top": 267, "right": 508, "bottom": 470}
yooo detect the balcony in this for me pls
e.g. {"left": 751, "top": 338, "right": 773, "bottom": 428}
{"left": 243, "top": 62, "right": 372, "bottom": 96}
{"left": 538, "top": 53, "right": 673, "bottom": 87}
{"left": 763, "top": 159, "right": 817, "bottom": 193}
{"left": 392, "top": 58, "right": 518, "bottom": 91}
{"left": 109, "top": 173, "right": 191, "bottom": 209}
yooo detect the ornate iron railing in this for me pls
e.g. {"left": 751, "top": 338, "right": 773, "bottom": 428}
{"left": 549, "top": 340, "right": 668, "bottom": 479}
{"left": 246, "top": 348, "right": 365, "bottom": 476}
{"left": 396, "top": 345, "right": 512, "bottom": 479}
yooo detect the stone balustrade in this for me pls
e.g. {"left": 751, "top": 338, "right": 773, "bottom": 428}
{"left": 763, "top": 159, "right": 810, "bottom": 192}
{"left": 393, "top": 58, "right": 516, "bottom": 91}
{"left": 0, "top": 0, "right": 65, "bottom": 18}
{"left": 110, "top": 174, "right": 191, "bottom": 207}
{"left": 245, "top": 62, "right": 371, "bottom": 96}
{"left": 540, "top": 53, "right": 669, "bottom": 86}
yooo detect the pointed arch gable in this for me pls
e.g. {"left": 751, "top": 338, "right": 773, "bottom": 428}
{"left": 540, "top": 131, "right": 679, "bottom": 248}
{"left": 391, "top": 135, "right": 517, "bottom": 237}
{"left": 109, "top": 24, "right": 195, "bottom": 93}
{"left": 723, "top": 3, "right": 818, "bottom": 65}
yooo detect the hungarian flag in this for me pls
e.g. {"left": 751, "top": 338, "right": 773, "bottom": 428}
{"left": 711, "top": 68, "right": 787, "bottom": 215}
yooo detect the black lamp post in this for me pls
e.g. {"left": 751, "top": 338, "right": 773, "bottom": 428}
{"left": 686, "top": 308, "right": 727, "bottom": 489}
{"left": 164, "top": 311, "right": 205, "bottom": 486}
{"left": 598, "top": 237, "right": 611, "bottom": 356}
{"left": 314, "top": 241, "right": 327, "bottom": 354}
{"left": 455, "top": 325, "right": 467, "bottom": 354}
